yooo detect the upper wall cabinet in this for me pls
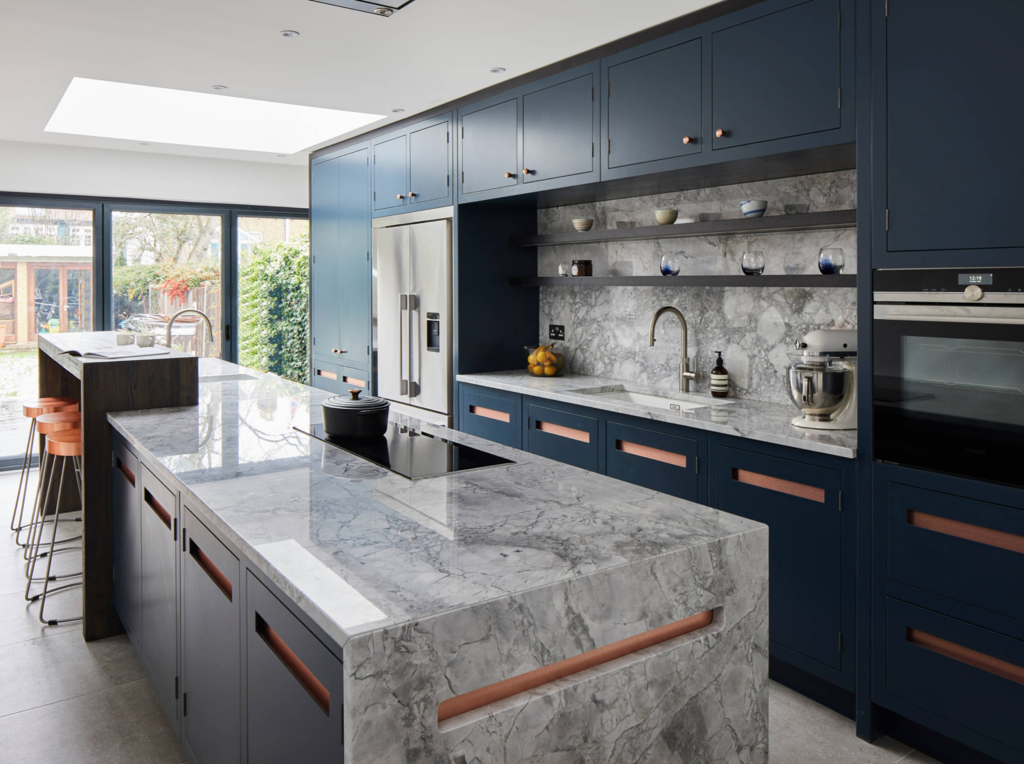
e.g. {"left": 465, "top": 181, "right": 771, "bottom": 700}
{"left": 876, "top": 0, "right": 1024, "bottom": 267}
{"left": 372, "top": 113, "right": 452, "bottom": 217}
{"left": 711, "top": 0, "right": 843, "bottom": 151}
{"left": 602, "top": 35, "right": 703, "bottom": 180}
{"left": 459, "top": 63, "right": 600, "bottom": 203}
{"left": 311, "top": 144, "right": 371, "bottom": 371}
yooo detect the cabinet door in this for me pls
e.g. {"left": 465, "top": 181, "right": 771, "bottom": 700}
{"left": 310, "top": 157, "right": 341, "bottom": 358}
{"left": 112, "top": 438, "right": 141, "bottom": 640}
{"left": 312, "top": 359, "right": 342, "bottom": 394}
{"left": 524, "top": 401, "right": 599, "bottom": 472}
{"left": 337, "top": 147, "right": 371, "bottom": 368}
{"left": 605, "top": 421, "right": 700, "bottom": 502}
{"left": 460, "top": 385, "right": 522, "bottom": 449}
{"left": 717, "top": 446, "right": 842, "bottom": 670}
{"left": 606, "top": 38, "right": 702, "bottom": 173}
{"left": 522, "top": 72, "right": 596, "bottom": 184}
{"left": 408, "top": 119, "right": 450, "bottom": 207}
{"left": 712, "top": 0, "right": 841, "bottom": 150}
{"left": 182, "top": 510, "right": 240, "bottom": 764}
{"left": 460, "top": 98, "right": 519, "bottom": 195}
{"left": 139, "top": 465, "right": 179, "bottom": 734}
{"left": 886, "top": 0, "right": 1024, "bottom": 253}
{"left": 246, "top": 573, "right": 345, "bottom": 763}
{"left": 372, "top": 134, "right": 408, "bottom": 212}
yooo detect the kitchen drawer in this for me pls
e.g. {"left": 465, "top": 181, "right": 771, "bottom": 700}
{"left": 247, "top": 573, "right": 345, "bottom": 763}
{"left": 888, "top": 482, "right": 1024, "bottom": 623}
{"left": 717, "top": 445, "right": 843, "bottom": 671}
{"left": 605, "top": 420, "right": 700, "bottom": 502}
{"left": 338, "top": 366, "right": 370, "bottom": 394}
{"left": 312, "top": 359, "right": 343, "bottom": 394}
{"left": 460, "top": 386, "right": 521, "bottom": 449}
{"left": 887, "top": 598, "right": 1024, "bottom": 755}
{"left": 524, "top": 400, "right": 600, "bottom": 472}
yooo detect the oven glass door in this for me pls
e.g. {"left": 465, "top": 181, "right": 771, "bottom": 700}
{"left": 874, "top": 305, "right": 1024, "bottom": 488}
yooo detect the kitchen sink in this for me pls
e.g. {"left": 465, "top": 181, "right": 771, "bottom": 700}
{"left": 572, "top": 385, "right": 733, "bottom": 412}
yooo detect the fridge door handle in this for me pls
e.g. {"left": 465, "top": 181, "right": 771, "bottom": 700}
{"left": 408, "top": 294, "right": 419, "bottom": 398}
{"left": 399, "top": 294, "right": 408, "bottom": 396}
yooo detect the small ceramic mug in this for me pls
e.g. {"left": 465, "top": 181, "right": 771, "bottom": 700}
{"left": 135, "top": 333, "right": 155, "bottom": 348}
{"left": 115, "top": 333, "right": 134, "bottom": 346}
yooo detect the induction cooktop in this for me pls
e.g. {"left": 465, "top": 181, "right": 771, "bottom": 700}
{"left": 296, "top": 422, "right": 514, "bottom": 480}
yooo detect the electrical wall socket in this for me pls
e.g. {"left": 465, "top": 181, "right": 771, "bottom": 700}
{"left": 549, "top": 325, "right": 565, "bottom": 340}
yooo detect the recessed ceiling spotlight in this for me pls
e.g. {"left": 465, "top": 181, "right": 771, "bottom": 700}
{"left": 279, "top": 30, "right": 301, "bottom": 38}
{"left": 373, "top": 7, "right": 393, "bottom": 16}
{"left": 489, "top": 67, "right": 506, "bottom": 74}
{"left": 391, "top": 108, "right": 404, "bottom": 113}
{"left": 211, "top": 85, "right": 228, "bottom": 91}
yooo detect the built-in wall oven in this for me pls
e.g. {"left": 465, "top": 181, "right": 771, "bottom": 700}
{"left": 874, "top": 268, "right": 1024, "bottom": 489}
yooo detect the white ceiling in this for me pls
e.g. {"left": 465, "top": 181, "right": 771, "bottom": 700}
{"left": 2, "top": 0, "right": 720, "bottom": 166}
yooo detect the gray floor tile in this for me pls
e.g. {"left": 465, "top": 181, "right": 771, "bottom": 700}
{"left": 769, "top": 681, "right": 913, "bottom": 764}
{"left": 899, "top": 752, "right": 943, "bottom": 764}
{"left": 0, "top": 587, "right": 81, "bottom": 648}
{"left": 0, "top": 631, "right": 146, "bottom": 718}
{"left": 0, "top": 680, "right": 184, "bottom": 764}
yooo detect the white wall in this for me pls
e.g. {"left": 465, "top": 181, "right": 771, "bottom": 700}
{"left": 0, "top": 141, "right": 308, "bottom": 209}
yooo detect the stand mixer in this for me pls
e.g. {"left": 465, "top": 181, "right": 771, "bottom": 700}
{"left": 786, "top": 329, "right": 857, "bottom": 430}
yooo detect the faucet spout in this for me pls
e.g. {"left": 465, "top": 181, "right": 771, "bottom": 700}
{"left": 166, "top": 309, "right": 215, "bottom": 355}
{"left": 648, "top": 306, "right": 698, "bottom": 393}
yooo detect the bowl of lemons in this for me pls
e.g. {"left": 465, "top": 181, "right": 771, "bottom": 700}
{"left": 526, "top": 343, "right": 566, "bottom": 377}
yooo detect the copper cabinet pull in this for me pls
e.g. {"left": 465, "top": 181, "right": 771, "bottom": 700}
{"left": 396, "top": 194, "right": 404, "bottom": 200}
{"left": 189, "top": 538, "right": 232, "bottom": 601}
{"left": 408, "top": 192, "right": 416, "bottom": 198}
{"left": 255, "top": 613, "right": 330, "bottom": 715}
{"left": 715, "top": 129, "right": 726, "bottom": 138}
{"left": 522, "top": 168, "right": 532, "bottom": 176}
{"left": 144, "top": 489, "right": 171, "bottom": 530}
{"left": 116, "top": 456, "right": 135, "bottom": 487}
{"left": 504, "top": 172, "right": 513, "bottom": 179}
{"left": 682, "top": 136, "right": 692, "bottom": 144}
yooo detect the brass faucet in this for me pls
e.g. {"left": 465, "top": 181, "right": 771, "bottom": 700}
{"left": 166, "top": 309, "right": 214, "bottom": 354}
{"left": 648, "top": 306, "right": 698, "bottom": 393}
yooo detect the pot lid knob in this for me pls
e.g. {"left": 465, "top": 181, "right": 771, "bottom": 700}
{"left": 348, "top": 389, "right": 361, "bottom": 400}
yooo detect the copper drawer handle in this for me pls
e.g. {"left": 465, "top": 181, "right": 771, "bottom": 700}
{"left": 715, "top": 128, "right": 726, "bottom": 138}
{"left": 732, "top": 468, "right": 825, "bottom": 503}
{"left": 616, "top": 440, "right": 687, "bottom": 469}
{"left": 144, "top": 489, "right": 171, "bottom": 530}
{"left": 189, "top": 538, "right": 232, "bottom": 601}
{"left": 116, "top": 456, "right": 136, "bottom": 487}
{"left": 469, "top": 405, "right": 510, "bottom": 424}
{"left": 255, "top": 613, "right": 330, "bottom": 715}
{"left": 536, "top": 420, "right": 589, "bottom": 443}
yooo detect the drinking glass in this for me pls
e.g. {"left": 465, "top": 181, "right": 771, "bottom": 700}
{"left": 741, "top": 251, "right": 765, "bottom": 275}
{"left": 660, "top": 254, "right": 680, "bottom": 276}
{"left": 818, "top": 248, "right": 846, "bottom": 274}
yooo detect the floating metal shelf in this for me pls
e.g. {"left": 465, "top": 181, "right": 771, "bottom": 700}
{"left": 509, "top": 275, "right": 857, "bottom": 287}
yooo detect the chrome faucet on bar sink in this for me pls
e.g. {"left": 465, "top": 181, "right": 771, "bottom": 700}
{"left": 648, "top": 306, "right": 698, "bottom": 393}
{"left": 166, "top": 309, "right": 214, "bottom": 355}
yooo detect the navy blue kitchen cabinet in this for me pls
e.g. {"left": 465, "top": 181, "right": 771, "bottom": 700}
{"left": 310, "top": 144, "right": 371, "bottom": 374}
{"left": 874, "top": 0, "right": 1024, "bottom": 267}
{"left": 112, "top": 437, "right": 141, "bottom": 643}
{"left": 459, "top": 384, "right": 522, "bottom": 449}
{"left": 246, "top": 573, "right": 346, "bottom": 764}
{"left": 605, "top": 418, "right": 707, "bottom": 504}
{"left": 601, "top": 35, "right": 703, "bottom": 181}
{"left": 139, "top": 465, "right": 180, "bottom": 737}
{"left": 459, "top": 97, "right": 519, "bottom": 197}
{"left": 711, "top": 0, "right": 845, "bottom": 152}
{"left": 372, "top": 113, "right": 453, "bottom": 216}
{"left": 523, "top": 398, "right": 602, "bottom": 473}
{"left": 710, "top": 435, "right": 855, "bottom": 692}
{"left": 181, "top": 508, "right": 241, "bottom": 764}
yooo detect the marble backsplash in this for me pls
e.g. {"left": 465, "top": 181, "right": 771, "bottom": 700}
{"left": 537, "top": 170, "right": 857, "bottom": 405}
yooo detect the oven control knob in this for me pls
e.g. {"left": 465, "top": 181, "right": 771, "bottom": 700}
{"left": 964, "top": 284, "right": 984, "bottom": 301}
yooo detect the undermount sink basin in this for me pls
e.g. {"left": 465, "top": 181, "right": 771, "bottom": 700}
{"left": 200, "top": 373, "right": 259, "bottom": 383}
{"left": 572, "top": 386, "right": 733, "bottom": 412}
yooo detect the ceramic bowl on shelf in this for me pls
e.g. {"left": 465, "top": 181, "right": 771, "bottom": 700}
{"left": 572, "top": 218, "right": 594, "bottom": 232}
{"left": 740, "top": 200, "right": 768, "bottom": 218}
{"left": 655, "top": 209, "right": 678, "bottom": 225}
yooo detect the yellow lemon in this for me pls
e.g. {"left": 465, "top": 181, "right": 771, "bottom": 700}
{"left": 527, "top": 353, "right": 537, "bottom": 366}
{"left": 532, "top": 365, "right": 545, "bottom": 376}
{"left": 544, "top": 365, "right": 557, "bottom": 376}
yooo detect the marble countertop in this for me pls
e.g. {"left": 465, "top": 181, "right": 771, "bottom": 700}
{"left": 107, "top": 359, "right": 764, "bottom": 649}
{"left": 39, "top": 331, "right": 196, "bottom": 380}
{"left": 457, "top": 370, "right": 857, "bottom": 459}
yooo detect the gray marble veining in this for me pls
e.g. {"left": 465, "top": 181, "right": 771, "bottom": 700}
{"left": 108, "top": 360, "right": 768, "bottom": 763}
{"left": 459, "top": 370, "right": 857, "bottom": 459}
{"left": 38, "top": 331, "right": 195, "bottom": 380}
{"left": 537, "top": 170, "right": 857, "bottom": 405}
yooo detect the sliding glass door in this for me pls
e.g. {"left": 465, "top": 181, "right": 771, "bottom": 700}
{"left": 0, "top": 204, "right": 99, "bottom": 465}
{"left": 110, "top": 208, "right": 227, "bottom": 358}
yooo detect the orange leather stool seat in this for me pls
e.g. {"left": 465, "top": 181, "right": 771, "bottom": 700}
{"left": 23, "top": 397, "right": 78, "bottom": 419}
{"left": 35, "top": 411, "right": 82, "bottom": 436}
{"left": 45, "top": 429, "right": 83, "bottom": 458}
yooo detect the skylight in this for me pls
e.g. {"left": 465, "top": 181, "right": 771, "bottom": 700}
{"left": 45, "top": 78, "right": 385, "bottom": 154}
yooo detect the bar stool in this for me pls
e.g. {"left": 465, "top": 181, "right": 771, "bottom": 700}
{"left": 11, "top": 397, "right": 79, "bottom": 546}
{"left": 23, "top": 410, "right": 83, "bottom": 589}
{"left": 34, "top": 428, "right": 84, "bottom": 626}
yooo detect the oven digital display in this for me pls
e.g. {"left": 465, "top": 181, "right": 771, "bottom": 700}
{"left": 958, "top": 273, "right": 992, "bottom": 285}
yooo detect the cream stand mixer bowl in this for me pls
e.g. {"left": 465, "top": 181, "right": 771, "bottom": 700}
{"left": 787, "top": 329, "right": 858, "bottom": 430}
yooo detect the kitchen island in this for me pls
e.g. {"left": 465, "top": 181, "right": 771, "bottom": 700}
{"left": 108, "top": 360, "right": 768, "bottom": 763}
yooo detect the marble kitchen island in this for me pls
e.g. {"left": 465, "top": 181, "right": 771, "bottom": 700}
{"left": 108, "top": 360, "right": 768, "bottom": 763}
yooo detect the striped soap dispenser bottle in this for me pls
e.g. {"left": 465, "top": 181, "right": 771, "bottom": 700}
{"left": 711, "top": 351, "right": 729, "bottom": 398}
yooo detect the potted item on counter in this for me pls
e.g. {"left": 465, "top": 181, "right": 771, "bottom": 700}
{"left": 322, "top": 389, "right": 390, "bottom": 439}
{"left": 526, "top": 343, "right": 566, "bottom": 377}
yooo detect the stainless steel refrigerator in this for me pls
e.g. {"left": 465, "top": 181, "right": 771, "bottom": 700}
{"left": 372, "top": 207, "right": 453, "bottom": 426}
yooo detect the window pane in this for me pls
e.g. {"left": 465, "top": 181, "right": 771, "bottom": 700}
{"left": 112, "top": 211, "right": 223, "bottom": 358}
{"left": 236, "top": 217, "right": 310, "bottom": 383}
{"left": 0, "top": 206, "right": 94, "bottom": 462}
